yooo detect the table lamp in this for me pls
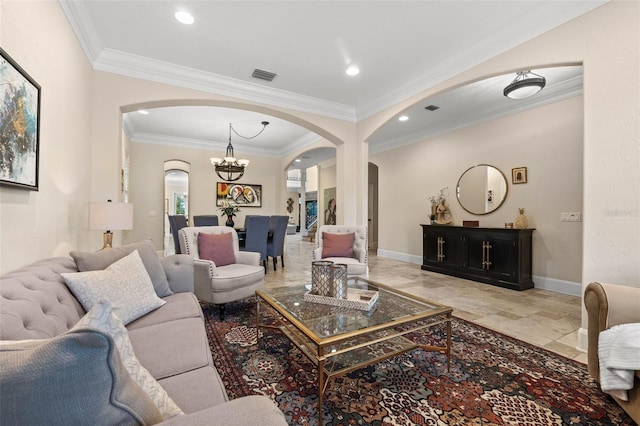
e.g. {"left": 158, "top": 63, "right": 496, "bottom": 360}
{"left": 89, "top": 200, "right": 134, "bottom": 250}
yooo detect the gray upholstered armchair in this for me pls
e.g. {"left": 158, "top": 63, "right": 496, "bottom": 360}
{"left": 179, "top": 226, "right": 264, "bottom": 320}
{"left": 313, "top": 225, "right": 368, "bottom": 277}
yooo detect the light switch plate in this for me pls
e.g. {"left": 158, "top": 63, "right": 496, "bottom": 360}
{"left": 560, "top": 212, "right": 581, "bottom": 222}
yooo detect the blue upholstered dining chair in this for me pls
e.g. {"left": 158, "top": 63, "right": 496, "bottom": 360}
{"left": 240, "top": 215, "right": 270, "bottom": 271}
{"left": 267, "top": 216, "right": 289, "bottom": 271}
{"left": 168, "top": 214, "right": 188, "bottom": 254}
{"left": 193, "top": 215, "right": 219, "bottom": 226}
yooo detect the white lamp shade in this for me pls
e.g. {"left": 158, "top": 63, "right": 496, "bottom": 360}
{"left": 210, "top": 157, "right": 222, "bottom": 165}
{"left": 237, "top": 159, "right": 250, "bottom": 166}
{"left": 89, "top": 202, "right": 134, "bottom": 231}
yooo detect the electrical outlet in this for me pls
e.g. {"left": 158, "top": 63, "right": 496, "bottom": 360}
{"left": 560, "top": 212, "right": 581, "bottom": 222}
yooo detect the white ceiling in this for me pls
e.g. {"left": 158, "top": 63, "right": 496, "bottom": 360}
{"left": 61, "top": 0, "right": 602, "bottom": 169}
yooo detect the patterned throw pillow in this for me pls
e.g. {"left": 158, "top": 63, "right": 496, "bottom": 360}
{"left": 74, "top": 299, "right": 184, "bottom": 419}
{"left": 198, "top": 232, "right": 236, "bottom": 266}
{"left": 62, "top": 250, "right": 165, "bottom": 325}
{"left": 70, "top": 240, "right": 173, "bottom": 297}
{"left": 322, "top": 232, "right": 355, "bottom": 258}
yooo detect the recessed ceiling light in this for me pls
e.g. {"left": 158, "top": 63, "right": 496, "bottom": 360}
{"left": 398, "top": 115, "right": 409, "bottom": 122}
{"left": 174, "top": 10, "right": 194, "bottom": 25}
{"left": 346, "top": 65, "right": 360, "bottom": 76}
{"left": 295, "top": 159, "right": 301, "bottom": 163}
{"left": 137, "top": 109, "right": 149, "bottom": 115}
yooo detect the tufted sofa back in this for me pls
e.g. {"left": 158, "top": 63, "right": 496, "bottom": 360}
{"left": 0, "top": 257, "right": 85, "bottom": 340}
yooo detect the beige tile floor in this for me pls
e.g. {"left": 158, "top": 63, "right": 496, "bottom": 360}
{"left": 264, "top": 234, "right": 588, "bottom": 364}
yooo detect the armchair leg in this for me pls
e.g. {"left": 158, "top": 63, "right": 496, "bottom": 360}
{"left": 280, "top": 255, "right": 284, "bottom": 268}
{"left": 219, "top": 304, "right": 226, "bottom": 321}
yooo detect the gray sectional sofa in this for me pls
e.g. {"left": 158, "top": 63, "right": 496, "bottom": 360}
{"left": 0, "top": 241, "right": 287, "bottom": 425}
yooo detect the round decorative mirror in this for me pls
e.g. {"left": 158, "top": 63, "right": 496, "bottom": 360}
{"left": 456, "top": 164, "right": 508, "bottom": 215}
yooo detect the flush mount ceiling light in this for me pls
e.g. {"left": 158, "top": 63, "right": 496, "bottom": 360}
{"left": 174, "top": 10, "right": 194, "bottom": 25}
{"left": 503, "top": 70, "right": 546, "bottom": 99}
{"left": 346, "top": 65, "right": 360, "bottom": 76}
{"left": 210, "top": 121, "right": 269, "bottom": 182}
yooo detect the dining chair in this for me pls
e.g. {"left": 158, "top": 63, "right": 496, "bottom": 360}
{"left": 193, "top": 215, "right": 219, "bottom": 226}
{"left": 168, "top": 214, "right": 188, "bottom": 254}
{"left": 240, "top": 215, "right": 270, "bottom": 271}
{"left": 267, "top": 216, "right": 289, "bottom": 271}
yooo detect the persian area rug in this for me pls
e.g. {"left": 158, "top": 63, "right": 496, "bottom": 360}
{"left": 202, "top": 298, "right": 634, "bottom": 425}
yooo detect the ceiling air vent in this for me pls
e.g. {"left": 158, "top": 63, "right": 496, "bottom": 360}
{"left": 425, "top": 105, "right": 440, "bottom": 111}
{"left": 251, "top": 68, "right": 277, "bottom": 82}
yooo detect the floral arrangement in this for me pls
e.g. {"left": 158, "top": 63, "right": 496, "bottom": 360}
{"left": 218, "top": 200, "right": 240, "bottom": 217}
{"left": 429, "top": 187, "right": 449, "bottom": 210}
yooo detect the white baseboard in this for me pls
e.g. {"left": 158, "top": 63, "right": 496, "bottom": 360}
{"left": 376, "top": 249, "right": 589, "bottom": 352}
{"left": 375, "top": 250, "right": 582, "bottom": 296}
{"left": 376, "top": 249, "right": 422, "bottom": 265}
{"left": 532, "top": 275, "right": 582, "bottom": 296}
{"left": 577, "top": 327, "right": 589, "bottom": 353}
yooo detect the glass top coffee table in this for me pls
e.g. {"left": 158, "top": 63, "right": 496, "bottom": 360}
{"left": 255, "top": 277, "right": 453, "bottom": 425}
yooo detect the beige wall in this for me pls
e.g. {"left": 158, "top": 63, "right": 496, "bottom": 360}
{"left": 362, "top": 2, "right": 639, "bottom": 298}
{"left": 0, "top": 0, "right": 637, "bottom": 351}
{"left": 371, "top": 96, "right": 584, "bottom": 289}
{"left": 0, "top": 0, "right": 94, "bottom": 273}
{"left": 127, "top": 142, "right": 283, "bottom": 246}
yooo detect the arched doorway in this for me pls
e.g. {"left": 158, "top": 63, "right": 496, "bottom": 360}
{"left": 164, "top": 160, "right": 190, "bottom": 255}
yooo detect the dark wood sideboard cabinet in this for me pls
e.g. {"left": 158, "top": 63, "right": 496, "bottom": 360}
{"left": 421, "top": 225, "right": 534, "bottom": 291}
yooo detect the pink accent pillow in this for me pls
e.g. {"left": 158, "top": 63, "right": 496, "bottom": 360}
{"left": 322, "top": 232, "right": 355, "bottom": 258}
{"left": 198, "top": 232, "right": 235, "bottom": 266}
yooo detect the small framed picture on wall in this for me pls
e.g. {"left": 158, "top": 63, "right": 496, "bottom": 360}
{"left": 512, "top": 167, "right": 527, "bottom": 184}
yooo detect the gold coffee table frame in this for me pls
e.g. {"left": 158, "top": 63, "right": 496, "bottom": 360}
{"left": 256, "top": 278, "right": 452, "bottom": 426}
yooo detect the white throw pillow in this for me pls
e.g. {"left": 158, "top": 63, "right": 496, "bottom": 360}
{"left": 62, "top": 250, "right": 165, "bottom": 325}
{"left": 74, "top": 299, "right": 184, "bottom": 419}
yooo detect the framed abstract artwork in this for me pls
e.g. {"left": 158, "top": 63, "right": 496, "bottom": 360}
{"left": 0, "top": 48, "right": 41, "bottom": 190}
{"left": 216, "top": 182, "right": 262, "bottom": 207}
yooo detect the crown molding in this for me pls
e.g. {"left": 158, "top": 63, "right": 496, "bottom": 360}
{"left": 130, "top": 128, "right": 323, "bottom": 158}
{"left": 355, "top": 2, "right": 604, "bottom": 120}
{"left": 130, "top": 132, "right": 276, "bottom": 157}
{"left": 279, "top": 132, "right": 325, "bottom": 157}
{"left": 59, "top": 1, "right": 357, "bottom": 121}
{"left": 58, "top": 0, "right": 103, "bottom": 63}
{"left": 369, "top": 79, "right": 583, "bottom": 155}
{"left": 93, "top": 48, "right": 357, "bottom": 122}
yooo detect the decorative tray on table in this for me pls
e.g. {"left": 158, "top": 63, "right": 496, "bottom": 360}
{"left": 303, "top": 288, "right": 379, "bottom": 311}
